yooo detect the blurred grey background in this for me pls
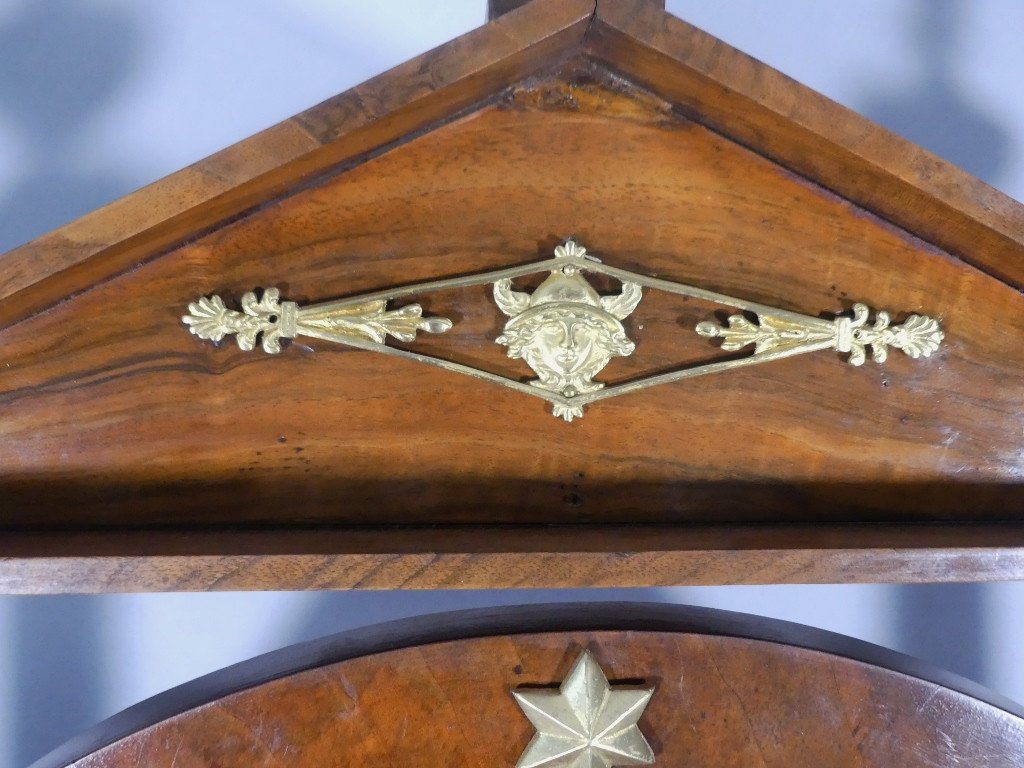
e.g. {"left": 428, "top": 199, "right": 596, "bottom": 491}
{"left": 1, "top": 1, "right": 1023, "bottom": 765}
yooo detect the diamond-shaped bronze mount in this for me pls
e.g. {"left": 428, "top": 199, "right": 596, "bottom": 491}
{"left": 184, "top": 240, "right": 944, "bottom": 422}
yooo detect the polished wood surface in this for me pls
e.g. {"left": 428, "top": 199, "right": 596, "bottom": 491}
{"left": 36, "top": 605, "right": 1024, "bottom": 768}
{"left": 1, "top": 65, "right": 1020, "bottom": 528}
{"left": 1, "top": 0, "right": 1022, "bottom": 590}
{"left": 4, "top": 525, "right": 1024, "bottom": 594}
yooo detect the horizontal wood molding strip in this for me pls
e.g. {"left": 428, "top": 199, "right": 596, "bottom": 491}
{"left": 0, "top": 0, "right": 595, "bottom": 329}
{"left": 589, "top": 0, "right": 1024, "bottom": 291}
{"left": 3, "top": 525, "right": 1024, "bottom": 593}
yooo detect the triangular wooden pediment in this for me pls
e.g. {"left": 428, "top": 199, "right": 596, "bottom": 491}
{"left": 2, "top": 0, "right": 1021, "bottom": 326}
{"left": 1, "top": 0, "right": 1022, "bottom": 592}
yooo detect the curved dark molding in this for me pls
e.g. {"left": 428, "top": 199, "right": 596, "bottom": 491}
{"left": 30, "top": 602, "right": 1024, "bottom": 768}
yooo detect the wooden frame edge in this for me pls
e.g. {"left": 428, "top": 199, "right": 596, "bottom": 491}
{"left": 0, "top": 0, "right": 596, "bottom": 328}
{"left": 588, "top": 0, "right": 1024, "bottom": 291}
{"left": 3, "top": 524, "right": 1024, "bottom": 593}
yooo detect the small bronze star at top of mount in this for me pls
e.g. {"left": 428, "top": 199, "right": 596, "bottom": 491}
{"left": 511, "top": 649, "right": 656, "bottom": 768}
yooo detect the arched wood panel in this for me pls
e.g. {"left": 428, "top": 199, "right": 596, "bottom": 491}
{"left": 32, "top": 604, "right": 1024, "bottom": 768}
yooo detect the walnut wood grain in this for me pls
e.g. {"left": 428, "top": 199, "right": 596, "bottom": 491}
{"left": 0, "top": 67, "right": 1020, "bottom": 534}
{"left": 32, "top": 605, "right": 1024, "bottom": 768}
{"left": 3, "top": 525, "right": 1024, "bottom": 594}
{"left": 1, "top": 2, "right": 1022, "bottom": 591}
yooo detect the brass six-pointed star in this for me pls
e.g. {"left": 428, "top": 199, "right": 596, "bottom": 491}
{"left": 512, "top": 649, "right": 656, "bottom": 768}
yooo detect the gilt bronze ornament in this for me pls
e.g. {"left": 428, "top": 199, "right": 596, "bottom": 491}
{"left": 183, "top": 288, "right": 452, "bottom": 353}
{"left": 494, "top": 241, "right": 642, "bottom": 421}
{"left": 511, "top": 649, "right": 656, "bottom": 768}
{"left": 183, "top": 240, "right": 944, "bottom": 422}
